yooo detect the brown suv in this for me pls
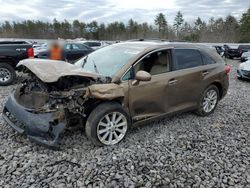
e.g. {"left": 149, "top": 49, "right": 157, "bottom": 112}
{"left": 2, "top": 42, "right": 229, "bottom": 148}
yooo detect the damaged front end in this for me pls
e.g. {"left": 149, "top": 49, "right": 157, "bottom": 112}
{"left": 3, "top": 75, "right": 92, "bottom": 149}
{"left": 2, "top": 64, "right": 114, "bottom": 149}
{"left": 2, "top": 59, "right": 126, "bottom": 148}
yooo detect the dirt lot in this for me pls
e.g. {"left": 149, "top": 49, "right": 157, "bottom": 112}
{"left": 0, "top": 59, "right": 249, "bottom": 188}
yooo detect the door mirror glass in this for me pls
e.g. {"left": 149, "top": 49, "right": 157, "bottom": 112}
{"left": 135, "top": 70, "right": 151, "bottom": 81}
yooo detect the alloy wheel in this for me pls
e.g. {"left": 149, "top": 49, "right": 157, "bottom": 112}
{"left": 202, "top": 89, "right": 218, "bottom": 113}
{"left": 97, "top": 112, "right": 128, "bottom": 145}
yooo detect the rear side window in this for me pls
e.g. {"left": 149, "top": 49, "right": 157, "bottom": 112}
{"left": 175, "top": 49, "right": 203, "bottom": 70}
{"left": 201, "top": 52, "right": 216, "bottom": 65}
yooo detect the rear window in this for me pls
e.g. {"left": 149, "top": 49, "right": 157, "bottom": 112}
{"left": 175, "top": 49, "right": 203, "bottom": 70}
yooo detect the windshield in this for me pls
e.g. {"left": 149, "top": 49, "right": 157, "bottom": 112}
{"left": 74, "top": 44, "right": 143, "bottom": 77}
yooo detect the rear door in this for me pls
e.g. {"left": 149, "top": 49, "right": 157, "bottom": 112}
{"left": 169, "top": 49, "right": 206, "bottom": 111}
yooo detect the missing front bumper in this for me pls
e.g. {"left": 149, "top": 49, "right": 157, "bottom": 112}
{"left": 2, "top": 94, "right": 67, "bottom": 149}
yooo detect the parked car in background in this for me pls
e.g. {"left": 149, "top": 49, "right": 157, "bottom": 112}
{"left": 2, "top": 42, "right": 229, "bottom": 148}
{"left": 241, "top": 51, "right": 250, "bottom": 62}
{"left": 224, "top": 44, "right": 250, "bottom": 59}
{"left": 0, "top": 41, "right": 34, "bottom": 86}
{"left": 35, "top": 42, "right": 93, "bottom": 62}
{"left": 213, "top": 46, "right": 224, "bottom": 56}
{"left": 32, "top": 43, "right": 43, "bottom": 48}
{"left": 34, "top": 43, "right": 48, "bottom": 56}
{"left": 237, "top": 60, "right": 250, "bottom": 80}
{"left": 77, "top": 41, "right": 104, "bottom": 50}
{"left": 238, "top": 45, "right": 250, "bottom": 55}
{"left": 223, "top": 45, "right": 241, "bottom": 59}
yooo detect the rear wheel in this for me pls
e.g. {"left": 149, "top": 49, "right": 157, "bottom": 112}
{"left": 85, "top": 102, "right": 130, "bottom": 146}
{"left": 196, "top": 85, "right": 219, "bottom": 116}
{"left": 0, "top": 63, "right": 16, "bottom": 86}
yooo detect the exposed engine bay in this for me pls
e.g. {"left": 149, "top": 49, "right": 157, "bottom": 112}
{"left": 17, "top": 71, "right": 111, "bottom": 115}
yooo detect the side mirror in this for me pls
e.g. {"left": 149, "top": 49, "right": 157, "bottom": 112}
{"left": 132, "top": 71, "right": 151, "bottom": 85}
{"left": 135, "top": 70, "right": 151, "bottom": 81}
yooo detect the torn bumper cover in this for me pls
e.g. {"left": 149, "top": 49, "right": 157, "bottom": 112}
{"left": 2, "top": 94, "right": 66, "bottom": 148}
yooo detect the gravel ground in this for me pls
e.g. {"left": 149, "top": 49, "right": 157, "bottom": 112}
{"left": 0, "top": 59, "right": 249, "bottom": 188}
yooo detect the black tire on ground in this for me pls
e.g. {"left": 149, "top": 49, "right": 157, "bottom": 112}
{"left": 196, "top": 85, "right": 219, "bottom": 117}
{"left": 85, "top": 102, "right": 130, "bottom": 146}
{"left": 0, "top": 63, "right": 16, "bottom": 86}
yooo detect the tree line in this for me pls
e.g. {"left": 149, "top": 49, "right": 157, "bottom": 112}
{"left": 0, "top": 8, "right": 249, "bottom": 43}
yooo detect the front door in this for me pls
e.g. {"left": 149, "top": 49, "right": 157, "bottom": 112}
{"left": 128, "top": 49, "right": 174, "bottom": 122}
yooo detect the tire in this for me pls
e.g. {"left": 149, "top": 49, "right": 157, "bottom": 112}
{"left": 0, "top": 63, "right": 16, "bottom": 86}
{"left": 196, "top": 85, "right": 219, "bottom": 116}
{"left": 85, "top": 102, "right": 130, "bottom": 146}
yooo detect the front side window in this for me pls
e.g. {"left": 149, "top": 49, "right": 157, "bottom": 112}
{"left": 174, "top": 49, "right": 203, "bottom": 70}
{"left": 122, "top": 68, "right": 133, "bottom": 81}
{"left": 134, "top": 50, "right": 171, "bottom": 76}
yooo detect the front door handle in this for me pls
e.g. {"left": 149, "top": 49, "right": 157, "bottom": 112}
{"left": 168, "top": 79, "right": 178, "bottom": 85}
{"left": 202, "top": 71, "right": 209, "bottom": 76}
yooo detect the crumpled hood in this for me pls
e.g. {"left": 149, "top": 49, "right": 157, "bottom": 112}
{"left": 17, "top": 59, "right": 100, "bottom": 83}
{"left": 240, "top": 60, "right": 250, "bottom": 71}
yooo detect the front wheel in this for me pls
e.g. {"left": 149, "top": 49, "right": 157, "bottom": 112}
{"left": 85, "top": 102, "right": 130, "bottom": 146}
{"left": 196, "top": 85, "right": 219, "bottom": 116}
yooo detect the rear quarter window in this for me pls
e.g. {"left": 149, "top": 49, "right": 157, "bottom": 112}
{"left": 201, "top": 52, "right": 216, "bottom": 65}
{"left": 174, "top": 49, "right": 203, "bottom": 70}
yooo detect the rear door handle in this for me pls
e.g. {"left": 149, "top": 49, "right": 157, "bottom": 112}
{"left": 202, "top": 71, "right": 209, "bottom": 76}
{"left": 168, "top": 79, "right": 178, "bottom": 85}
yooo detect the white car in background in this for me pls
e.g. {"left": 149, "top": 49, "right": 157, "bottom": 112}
{"left": 237, "top": 60, "right": 250, "bottom": 80}
{"left": 34, "top": 43, "right": 48, "bottom": 56}
{"left": 241, "top": 51, "right": 250, "bottom": 62}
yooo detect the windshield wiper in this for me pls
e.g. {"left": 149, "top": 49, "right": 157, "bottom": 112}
{"left": 93, "top": 60, "right": 99, "bottom": 74}
{"left": 81, "top": 56, "right": 88, "bottom": 68}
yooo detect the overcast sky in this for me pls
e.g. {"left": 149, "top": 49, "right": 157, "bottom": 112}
{"left": 0, "top": 0, "right": 249, "bottom": 24}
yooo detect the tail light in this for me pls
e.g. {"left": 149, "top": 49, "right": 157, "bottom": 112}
{"left": 27, "top": 48, "right": 34, "bottom": 58}
{"left": 225, "top": 65, "right": 231, "bottom": 74}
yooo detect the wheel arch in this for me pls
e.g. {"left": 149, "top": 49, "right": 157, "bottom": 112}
{"left": 209, "top": 81, "right": 223, "bottom": 100}
{"left": 84, "top": 97, "right": 129, "bottom": 119}
{"left": 0, "top": 59, "right": 17, "bottom": 68}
